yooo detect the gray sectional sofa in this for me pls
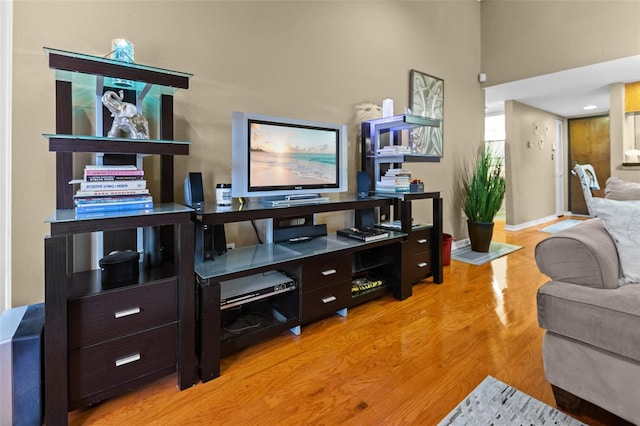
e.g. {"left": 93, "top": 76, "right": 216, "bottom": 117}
{"left": 536, "top": 179, "right": 640, "bottom": 424}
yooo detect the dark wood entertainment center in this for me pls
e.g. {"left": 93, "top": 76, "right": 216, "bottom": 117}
{"left": 41, "top": 47, "right": 443, "bottom": 424}
{"left": 194, "top": 192, "right": 443, "bottom": 383}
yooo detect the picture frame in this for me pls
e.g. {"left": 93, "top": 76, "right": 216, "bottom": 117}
{"left": 409, "top": 69, "right": 444, "bottom": 157}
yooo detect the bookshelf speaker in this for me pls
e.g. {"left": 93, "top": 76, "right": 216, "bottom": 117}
{"left": 184, "top": 172, "right": 204, "bottom": 209}
{"left": 357, "top": 171, "right": 370, "bottom": 198}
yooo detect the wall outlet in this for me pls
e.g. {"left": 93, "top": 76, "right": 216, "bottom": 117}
{"left": 226, "top": 243, "right": 235, "bottom": 250}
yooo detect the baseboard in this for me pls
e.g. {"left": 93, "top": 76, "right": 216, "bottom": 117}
{"left": 452, "top": 238, "right": 470, "bottom": 250}
{"left": 503, "top": 214, "right": 559, "bottom": 232}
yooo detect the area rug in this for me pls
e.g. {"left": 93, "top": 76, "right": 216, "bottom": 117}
{"left": 539, "top": 219, "right": 583, "bottom": 234}
{"left": 451, "top": 242, "right": 522, "bottom": 266}
{"left": 438, "top": 376, "right": 586, "bottom": 426}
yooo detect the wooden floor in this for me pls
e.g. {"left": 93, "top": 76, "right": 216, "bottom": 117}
{"left": 69, "top": 218, "right": 624, "bottom": 425}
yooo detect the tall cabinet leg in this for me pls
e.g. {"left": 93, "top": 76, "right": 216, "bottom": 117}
{"left": 177, "top": 221, "right": 197, "bottom": 390}
{"left": 432, "top": 197, "right": 443, "bottom": 284}
{"left": 45, "top": 235, "right": 70, "bottom": 425}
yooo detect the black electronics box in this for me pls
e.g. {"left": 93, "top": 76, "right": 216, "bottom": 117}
{"left": 99, "top": 250, "right": 140, "bottom": 287}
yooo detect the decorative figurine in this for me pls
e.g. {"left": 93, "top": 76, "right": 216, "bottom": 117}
{"left": 101, "top": 90, "right": 150, "bottom": 139}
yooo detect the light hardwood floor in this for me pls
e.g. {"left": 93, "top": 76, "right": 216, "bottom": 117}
{"left": 69, "top": 218, "right": 622, "bottom": 425}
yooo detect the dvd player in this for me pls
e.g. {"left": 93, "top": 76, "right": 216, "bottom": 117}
{"left": 219, "top": 270, "right": 296, "bottom": 309}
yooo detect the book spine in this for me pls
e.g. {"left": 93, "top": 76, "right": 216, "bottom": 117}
{"left": 75, "top": 196, "right": 153, "bottom": 205}
{"left": 74, "top": 189, "right": 149, "bottom": 198}
{"left": 85, "top": 175, "right": 144, "bottom": 182}
{"left": 84, "top": 165, "right": 137, "bottom": 170}
{"left": 75, "top": 200, "right": 154, "bottom": 214}
{"left": 78, "top": 180, "right": 147, "bottom": 191}
{"left": 84, "top": 169, "right": 144, "bottom": 176}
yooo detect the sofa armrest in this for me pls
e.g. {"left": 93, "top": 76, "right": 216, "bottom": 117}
{"left": 535, "top": 218, "right": 619, "bottom": 289}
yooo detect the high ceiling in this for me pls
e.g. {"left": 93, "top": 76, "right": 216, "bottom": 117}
{"left": 484, "top": 55, "right": 640, "bottom": 118}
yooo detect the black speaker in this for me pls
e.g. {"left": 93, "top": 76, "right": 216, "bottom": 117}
{"left": 357, "top": 171, "right": 370, "bottom": 198}
{"left": 273, "top": 224, "right": 327, "bottom": 243}
{"left": 195, "top": 221, "right": 227, "bottom": 262}
{"left": 184, "top": 172, "right": 205, "bottom": 210}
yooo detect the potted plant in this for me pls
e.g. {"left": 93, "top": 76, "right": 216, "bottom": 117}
{"left": 461, "top": 149, "right": 506, "bottom": 252}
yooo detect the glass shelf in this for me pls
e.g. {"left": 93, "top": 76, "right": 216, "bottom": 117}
{"left": 44, "top": 47, "right": 192, "bottom": 93}
{"left": 46, "top": 203, "right": 193, "bottom": 224}
{"left": 364, "top": 114, "right": 441, "bottom": 132}
{"left": 195, "top": 233, "right": 405, "bottom": 280}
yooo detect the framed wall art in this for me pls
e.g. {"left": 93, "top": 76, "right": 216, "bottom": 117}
{"left": 409, "top": 69, "right": 444, "bottom": 157}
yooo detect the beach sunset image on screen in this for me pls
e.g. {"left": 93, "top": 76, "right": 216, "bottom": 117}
{"left": 248, "top": 121, "right": 338, "bottom": 189}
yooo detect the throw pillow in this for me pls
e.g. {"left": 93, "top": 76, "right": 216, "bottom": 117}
{"left": 588, "top": 197, "right": 640, "bottom": 285}
{"left": 604, "top": 177, "right": 640, "bottom": 201}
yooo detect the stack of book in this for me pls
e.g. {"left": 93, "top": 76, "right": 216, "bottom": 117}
{"left": 376, "top": 145, "right": 411, "bottom": 156}
{"left": 375, "top": 168, "right": 412, "bottom": 193}
{"left": 73, "top": 165, "right": 153, "bottom": 214}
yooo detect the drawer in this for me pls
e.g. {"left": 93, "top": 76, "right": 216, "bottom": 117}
{"left": 302, "top": 256, "right": 352, "bottom": 292}
{"left": 68, "top": 278, "right": 177, "bottom": 350}
{"left": 407, "top": 252, "right": 432, "bottom": 283}
{"left": 409, "top": 228, "right": 433, "bottom": 254}
{"left": 68, "top": 323, "right": 176, "bottom": 402}
{"left": 301, "top": 281, "right": 351, "bottom": 323}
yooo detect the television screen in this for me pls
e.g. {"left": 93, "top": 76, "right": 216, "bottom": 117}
{"left": 232, "top": 112, "right": 347, "bottom": 199}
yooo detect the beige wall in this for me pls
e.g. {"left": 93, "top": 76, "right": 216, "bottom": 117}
{"left": 504, "top": 101, "right": 560, "bottom": 225}
{"left": 481, "top": 0, "right": 640, "bottom": 86}
{"left": 11, "top": 1, "right": 483, "bottom": 306}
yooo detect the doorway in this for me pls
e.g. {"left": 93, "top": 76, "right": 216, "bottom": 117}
{"left": 568, "top": 116, "right": 610, "bottom": 215}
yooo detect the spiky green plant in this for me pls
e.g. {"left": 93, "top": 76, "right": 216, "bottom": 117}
{"left": 462, "top": 150, "right": 506, "bottom": 223}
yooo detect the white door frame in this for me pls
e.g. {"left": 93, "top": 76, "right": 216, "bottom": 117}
{"left": 554, "top": 118, "right": 565, "bottom": 216}
{"left": 1, "top": 0, "right": 12, "bottom": 310}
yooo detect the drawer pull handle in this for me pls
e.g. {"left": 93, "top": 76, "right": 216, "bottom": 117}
{"left": 321, "top": 269, "right": 337, "bottom": 276}
{"left": 321, "top": 296, "right": 337, "bottom": 304}
{"left": 418, "top": 262, "right": 428, "bottom": 268}
{"left": 115, "top": 353, "right": 141, "bottom": 367}
{"left": 114, "top": 307, "right": 141, "bottom": 319}
{"left": 417, "top": 239, "right": 428, "bottom": 244}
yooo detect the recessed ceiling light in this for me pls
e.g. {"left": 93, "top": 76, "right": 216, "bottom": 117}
{"left": 584, "top": 105, "right": 598, "bottom": 110}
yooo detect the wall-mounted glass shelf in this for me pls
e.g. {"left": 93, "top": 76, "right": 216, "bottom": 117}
{"left": 43, "top": 134, "right": 190, "bottom": 155}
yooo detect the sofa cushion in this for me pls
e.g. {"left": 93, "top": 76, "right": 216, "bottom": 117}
{"left": 589, "top": 197, "right": 640, "bottom": 285}
{"left": 535, "top": 218, "right": 619, "bottom": 289}
{"left": 605, "top": 176, "right": 640, "bottom": 201}
{"left": 538, "top": 281, "right": 640, "bottom": 364}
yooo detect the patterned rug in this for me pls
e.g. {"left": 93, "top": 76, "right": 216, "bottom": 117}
{"left": 438, "top": 376, "right": 586, "bottom": 425}
{"left": 451, "top": 242, "right": 522, "bottom": 266}
{"left": 539, "top": 219, "right": 582, "bottom": 233}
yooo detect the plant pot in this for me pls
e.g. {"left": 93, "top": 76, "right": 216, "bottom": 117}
{"left": 467, "top": 220, "right": 494, "bottom": 253}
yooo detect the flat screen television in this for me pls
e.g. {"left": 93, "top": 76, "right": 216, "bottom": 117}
{"left": 231, "top": 111, "right": 348, "bottom": 201}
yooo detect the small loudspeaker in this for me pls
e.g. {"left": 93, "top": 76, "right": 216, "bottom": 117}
{"left": 357, "top": 171, "right": 370, "bottom": 198}
{"left": 195, "top": 221, "right": 227, "bottom": 262}
{"left": 184, "top": 172, "right": 205, "bottom": 210}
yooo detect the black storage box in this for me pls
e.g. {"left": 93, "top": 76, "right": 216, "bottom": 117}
{"left": 99, "top": 250, "right": 140, "bottom": 287}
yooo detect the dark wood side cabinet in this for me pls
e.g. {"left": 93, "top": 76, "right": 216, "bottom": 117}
{"left": 43, "top": 48, "right": 196, "bottom": 425}
{"left": 361, "top": 115, "right": 444, "bottom": 291}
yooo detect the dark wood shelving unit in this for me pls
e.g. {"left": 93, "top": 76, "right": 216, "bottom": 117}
{"left": 360, "top": 115, "right": 444, "bottom": 292}
{"left": 43, "top": 47, "right": 195, "bottom": 425}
